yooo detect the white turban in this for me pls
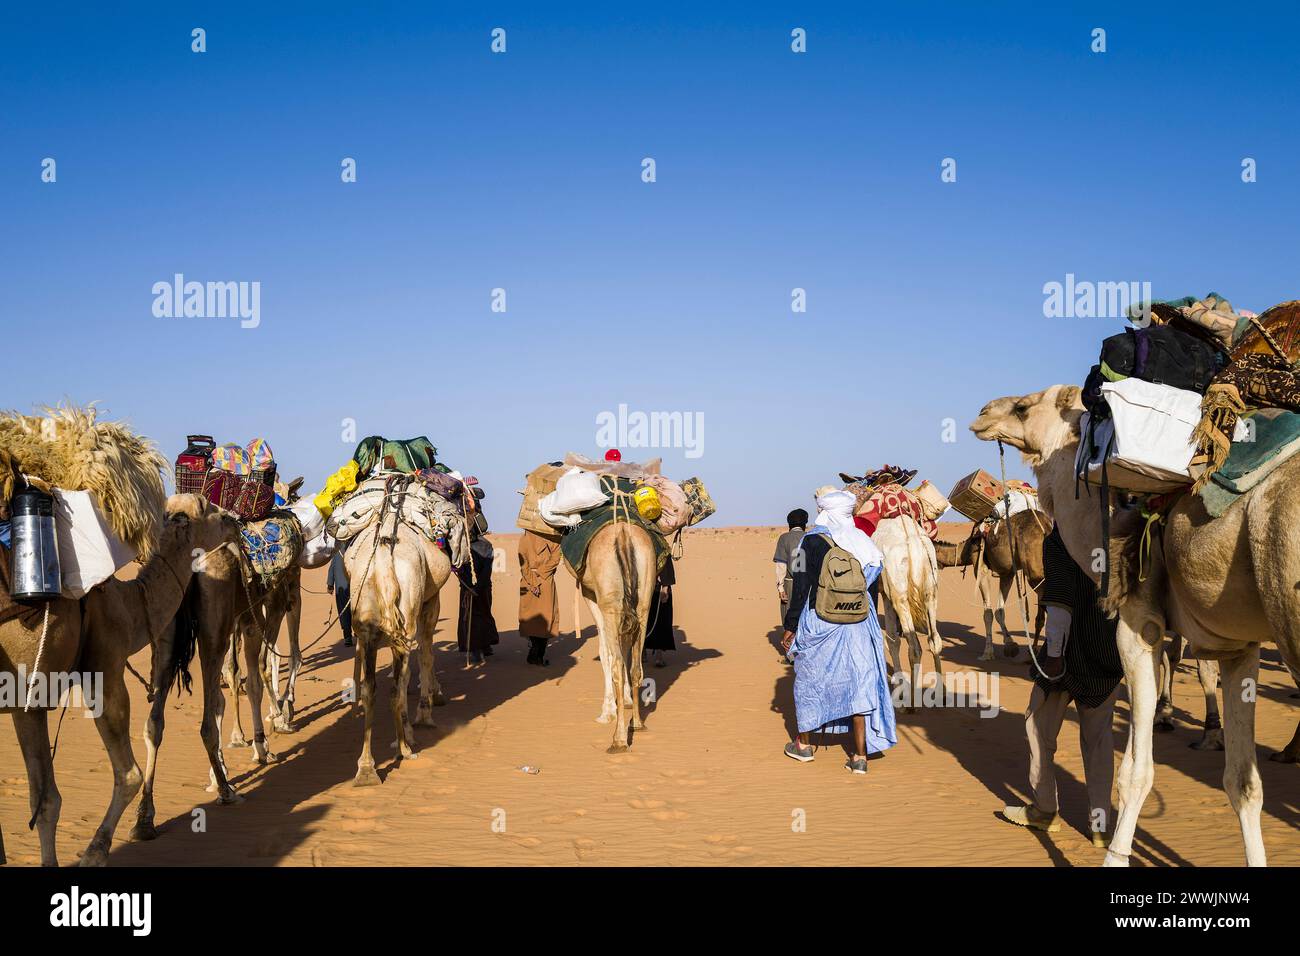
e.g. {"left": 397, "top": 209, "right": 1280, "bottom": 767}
{"left": 812, "top": 490, "right": 883, "bottom": 572}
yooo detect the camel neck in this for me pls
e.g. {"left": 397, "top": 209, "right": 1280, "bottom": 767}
{"left": 130, "top": 533, "right": 196, "bottom": 652}
{"left": 1032, "top": 437, "right": 1107, "bottom": 585}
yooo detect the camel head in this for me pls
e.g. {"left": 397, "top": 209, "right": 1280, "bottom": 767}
{"left": 163, "top": 493, "right": 242, "bottom": 553}
{"left": 969, "top": 385, "right": 1084, "bottom": 467}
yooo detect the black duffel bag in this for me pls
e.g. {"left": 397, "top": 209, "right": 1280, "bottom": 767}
{"left": 1097, "top": 316, "right": 1229, "bottom": 395}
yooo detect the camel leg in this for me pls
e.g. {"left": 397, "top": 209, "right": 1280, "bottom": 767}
{"left": 1271, "top": 718, "right": 1300, "bottom": 763}
{"left": 391, "top": 641, "right": 417, "bottom": 760}
{"left": 1191, "top": 658, "right": 1224, "bottom": 751}
{"left": 588, "top": 596, "right": 616, "bottom": 723}
{"left": 353, "top": 637, "right": 381, "bottom": 786}
{"left": 12, "top": 710, "right": 60, "bottom": 866}
{"left": 275, "top": 589, "right": 303, "bottom": 731}
{"left": 900, "top": 603, "right": 924, "bottom": 712}
{"left": 976, "top": 572, "right": 996, "bottom": 661}
{"left": 1104, "top": 616, "right": 1161, "bottom": 867}
{"left": 80, "top": 672, "right": 143, "bottom": 866}
{"left": 240, "top": 622, "right": 277, "bottom": 765}
{"left": 132, "top": 639, "right": 179, "bottom": 841}
{"left": 925, "top": 586, "right": 943, "bottom": 680}
{"left": 607, "top": 628, "right": 630, "bottom": 753}
{"left": 629, "top": 615, "right": 646, "bottom": 733}
{"left": 226, "top": 632, "right": 249, "bottom": 749}
{"left": 197, "top": 626, "right": 240, "bottom": 803}
{"left": 1218, "top": 647, "right": 1266, "bottom": 865}
{"left": 258, "top": 607, "right": 289, "bottom": 733}
{"left": 994, "top": 575, "right": 1017, "bottom": 657}
{"left": 882, "top": 597, "right": 902, "bottom": 674}
{"left": 413, "top": 603, "right": 440, "bottom": 727}
{"left": 1155, "top": 634, "right": 1179, "bottom": 732}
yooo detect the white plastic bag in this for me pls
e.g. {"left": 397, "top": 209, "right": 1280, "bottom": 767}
{"left": 52, "top": 489, "right": 137, "bottom": 598}
{"left": 545, "top": 468, "right": 608, "bottom": 515}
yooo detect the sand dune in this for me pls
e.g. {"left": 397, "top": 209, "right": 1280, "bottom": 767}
{"left": 1, "top": 526, "right": 1297, "bottom": 867}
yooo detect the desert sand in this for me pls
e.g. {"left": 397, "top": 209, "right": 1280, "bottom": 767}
{"left": 2, "top": 525, "right": 1298, "bottom": 867}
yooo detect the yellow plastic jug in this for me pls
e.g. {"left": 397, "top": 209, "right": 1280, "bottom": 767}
{"left": 633, "top": 485, "right": 662, "bottom": 521}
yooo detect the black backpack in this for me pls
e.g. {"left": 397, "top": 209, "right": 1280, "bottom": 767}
{"left": 1096, "top": 317, "right": 1228, "bottom": 396}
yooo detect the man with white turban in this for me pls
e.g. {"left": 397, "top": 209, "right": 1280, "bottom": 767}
{"left": 781, "top": 490, "right": 897, "bottom": 773}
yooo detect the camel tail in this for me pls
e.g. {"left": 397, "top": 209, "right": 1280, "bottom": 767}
{"left": 614, "top": 527, "right": 641, "bottom": 655}
{"left": 169, "top": 576, "right": 201, "bottom": 696}
{"left": 908, "top": 582, "right": 930, "bottom": 637}
{"left": 371, "top": 546, "right": 408, "bottom": 643}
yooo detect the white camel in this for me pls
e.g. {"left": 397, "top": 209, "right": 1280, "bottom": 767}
{"left": 873, "top": 514, "right": 942, "bottom": 709}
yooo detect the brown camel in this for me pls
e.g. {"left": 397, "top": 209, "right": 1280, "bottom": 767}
{"left": 572, "top": 522, "right": 656, "bottom": 752}
{"left": 934, "top": 510, "right": 1048, "bottom": 660}
{"left": 971, "top": 384, "right": 1300, "bottom": 866}
{"left": 2, "top": 493, "right": 239, "bottom": 865}
{"left": 343, "top": 510, "right": 450, "bottom": 786}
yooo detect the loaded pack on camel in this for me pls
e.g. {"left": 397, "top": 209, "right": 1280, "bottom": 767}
{"left": 524, "top": 451, "right": 714, "bottom": 751}
{"left": 319, "top": 435, "right": 483, "bottom": 786}
{"left": 937, "top": 471, "right": 1050, "bottom": 661}
{"left": 0, "top": 404, "right": 242, "bottom": 866}
{"left": 837, "top": 464, "right": 945, "bottom": 703}
{"left": 970, "top": 292, "right": 1300, "bottom": 867}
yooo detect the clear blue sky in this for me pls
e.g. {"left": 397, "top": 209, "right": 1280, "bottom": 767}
{"left": 3, "top": 2, "right": 1297, "bottom": 529}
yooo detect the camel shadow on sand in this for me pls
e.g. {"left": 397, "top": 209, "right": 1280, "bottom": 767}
{"left": 106, "top": 616, "right": 582, "bottom": 865}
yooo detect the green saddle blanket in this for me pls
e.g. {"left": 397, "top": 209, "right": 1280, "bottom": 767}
{"left": 559, "top": 478, "right": 670, "bottom": 578}
{"left": 1200, "top": 409, "right": 1300, "bottom": 517}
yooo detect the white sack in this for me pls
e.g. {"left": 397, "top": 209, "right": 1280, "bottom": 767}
{"left": 52, "top": 488, "right": 137, "bottom": 598}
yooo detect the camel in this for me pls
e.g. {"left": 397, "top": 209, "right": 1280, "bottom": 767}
{"left": 971, "top": 383, "right": 1300, "bottom": 866}
{"left": 343, "top": 507, "right": 450, "bottom": 786}
{"left": 135, "top": 482, "right": 311, "bottom": 839}
{"left": 2, "top": 493, "right": 239, "bottom": 866}
{"left": 572, "top": 522, "right": 656, "bottom": 752}
{"left": 934, "top": 510, "right": 1048, "bottom": 660}
{"left": 873, "top": 515, "right": 941, "bottom": 709}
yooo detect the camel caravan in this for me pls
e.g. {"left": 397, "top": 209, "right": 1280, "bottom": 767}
{"left": 972, "top": 294, "right": 1300, "bottom": 866}
{"left": 5, "top": 289, "right": 1300, "bottom": 869}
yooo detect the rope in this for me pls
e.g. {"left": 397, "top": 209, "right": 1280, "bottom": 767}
{"left": 998, "top": 442, "right": 1051, "bottom": 681}
{"left": 23, "top": 604, "right": 50, "bottom": 712}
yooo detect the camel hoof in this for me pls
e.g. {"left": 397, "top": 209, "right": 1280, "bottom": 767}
{"left": 228, "top": 734, "right": 250, "bottom": 749}
{"left": 1102, "top": 851, "right": 1130, "bottom": 868}
{"left": 77, "top": 846, "right": 109, "bottom": 868}
{"left": 272, "top": 717, "right": 295, "bottom": 734}
{"left": 631, "top": 719, "right": 645, "bottom": 731}
{"left": 431, "top": 692, "right": 448, "bottom": 707}
{"left": 1154, "top": 717, "right": 1175, "bottom": 733}
{"left": 413, "top": 713, "right": 436, "bottom": 728}
{"left": 595, "top": 712, "right": 615, "bottom": 724}
{"left": 606, "top": 743, "right": 629, "bottom": 754}
{"left": 1001, "top": 644, "right": 1018, "bottom": 658}
{"left": 130, "top": 821, "right": 159, "bottom": 842}
{"left": 353, "top": 766, "right": 381, "bottom": 787}
{"left": 1268, "top": 749, "right": 1298, "bottom": 763}
{"left": 978, "top": 649, "right": 995, "bottom": 662}
{"left": 218, "top": 789, "right": 244, "bottom": 805}
{"left": 254, "top": 750, "right": 279, "bottom": 766}
{"left": 1193, "top": 731, "right": 1225, "bottom": 752}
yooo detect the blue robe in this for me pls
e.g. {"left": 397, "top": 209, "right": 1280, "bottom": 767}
{"left": 788, "top": 554, "right": 897, "bottom": 751}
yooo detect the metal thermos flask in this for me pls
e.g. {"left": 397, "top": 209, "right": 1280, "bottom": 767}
{"left": 9, "top": 484, "right": 61, "bottom": 601}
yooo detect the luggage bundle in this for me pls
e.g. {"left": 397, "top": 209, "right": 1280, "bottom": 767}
{"left": 314, "top": 436, "right": 480, "bottom": 569}
{"left": 1076, "top": 297, "right": 1238, "bottom": 494}
{"left": 173, "top": 434, "right": 279, "bottom": 522}
{"left": 325, "top": 474, "right": 470, "bottom": 567}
